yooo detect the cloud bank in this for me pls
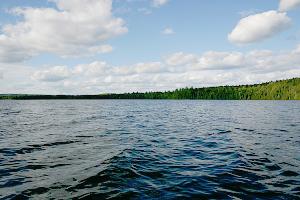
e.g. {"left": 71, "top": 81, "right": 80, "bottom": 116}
{"left": 1, "top": 45, "right": 297, "bottom": 94}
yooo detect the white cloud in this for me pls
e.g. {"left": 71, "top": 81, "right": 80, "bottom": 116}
{"left": 165, "top": 46, "right": 300, "bottom": 73}
{"left": 238, "top": 9, "right": 260, "bottom": 18}
{"left": 165, "top": 52, "right": 197, "bottom": 67}
{"left": 73, "top": 61, "right": 110, "bottom": 77}
{"left": 165, "top": 51, "right": 247, "bottom": 71}
{"left": 197, "top": 51, "right": 245, "bottom": 70}
{"left": 3, "top": 44, "right": 293, "bottom": 94}
{"left": 152, "top": 0, "right": 169, "bottom": 7}
{"left": 88, "top": 45, "right": 114, "bottom": 54}
{"left": 228, "top": 10, "right": 291, "bottom": 44}
{"left": 0, "top": 0, "right": 127, "bottom": 63}
{"left": 162, "top": 27, "right": 175, "bottom": 35}
{"left": 112, "top": 62, "right": 164, "bottom": 75}
{"left": 31, "top": 66, "right": 71, "bottom": 82}
{"left": 279, "top": 0, "right": 300, "bottom": 11}
{"left": 134, "top": 62, "right": 165, "bottom": 73}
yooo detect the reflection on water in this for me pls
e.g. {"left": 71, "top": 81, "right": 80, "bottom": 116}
{"left": 0, "top": 100, "right": 299, "bottom": 199}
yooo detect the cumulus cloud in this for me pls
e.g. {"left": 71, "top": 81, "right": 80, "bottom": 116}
{"left": 167, "top": 49, "right": 300, "bottom": 73}
{"left": 152, "top": 0, "right": 169, "bottom": 7}
{"left": 162, "top": 28, "right": 175, "bottom": 35}
{"left": 88, "top": 45, "right": 114, "bottom": 54}
{"left": 228, "top": 10, "right": 291, "bottom": 44}
{"left": 165, "top": 51, "right": 247, "bottom": 71}
{"left": 279, "top": 0, "right": 300, "bottom": 11}
{"left": 197, "top": 51, "right": 245, "bottom": 70}
{"left": 12, "top": 44, "right": 297, "bottom": 94}
{"left": 165, "top": 52, "right": 197, "bottom": 67}
{"left": 0, "top": 0, "right": 127, "bottom": 63}
{"left": 31, "top": 45, "right": 300, "bottom": 82}
{"left": 73, "top": 61, "right": 110, "bottom": 77}
{"left": 131, "top": 62, "right": 165, "bottom": 74}
{"left": 31, "top": 66, "right": 71, "bottom": 82}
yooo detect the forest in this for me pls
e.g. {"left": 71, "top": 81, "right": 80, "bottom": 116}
{"left": 1, "top": 78, "right": 299, "bottom": 100}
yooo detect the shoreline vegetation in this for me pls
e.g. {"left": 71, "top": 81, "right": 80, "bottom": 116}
{"left": 1, "top": 78, "right": 299, "bottom": 100}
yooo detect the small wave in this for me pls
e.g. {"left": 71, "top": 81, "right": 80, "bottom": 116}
{"left": 273, "top": 128, "right": 289, "bottom": 133}
{"left": 280, "top": 170, "right": 299, "bottom": 177}
{"left": 0, "top": 140, "right": 78, "bottom": 156}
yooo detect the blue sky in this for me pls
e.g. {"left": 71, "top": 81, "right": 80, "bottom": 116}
{"left": 0, "top": 0, "right": 300, "bottom": 94}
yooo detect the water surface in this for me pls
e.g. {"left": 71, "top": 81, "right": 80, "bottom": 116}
{"left": 0, "top": 100, "right": 299, "bottom": 199}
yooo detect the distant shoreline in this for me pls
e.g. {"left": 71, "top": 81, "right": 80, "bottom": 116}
{"left": 1, "top": 78, "right": 299, "bottom": 100}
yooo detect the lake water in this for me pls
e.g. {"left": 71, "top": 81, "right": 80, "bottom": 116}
{"left": 0, "top": 100, "right": 299, "bottom": 199}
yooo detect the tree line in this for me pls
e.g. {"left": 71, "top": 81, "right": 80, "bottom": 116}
{"left": 1, "top": 78, "right": 299, "bottom": 100}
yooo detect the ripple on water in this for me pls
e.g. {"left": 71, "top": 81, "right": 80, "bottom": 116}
{"left": 0, "top": 100, "right": 299, "bottom": 199}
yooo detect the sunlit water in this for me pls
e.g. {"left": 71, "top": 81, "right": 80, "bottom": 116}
{"left": 0, "top": 100, "right": 299, "bottom": 199}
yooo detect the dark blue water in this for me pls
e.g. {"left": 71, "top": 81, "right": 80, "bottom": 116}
{"left": 0, "top": 100, "right": 299, "bottom": 199}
